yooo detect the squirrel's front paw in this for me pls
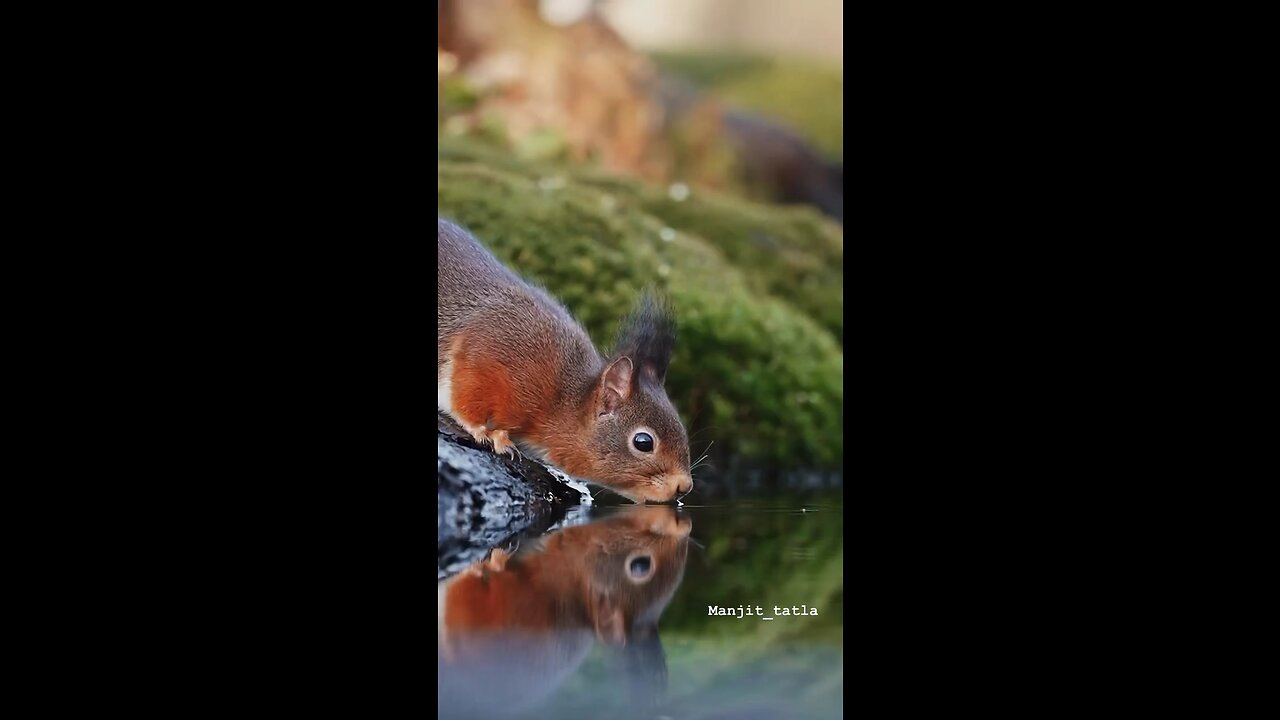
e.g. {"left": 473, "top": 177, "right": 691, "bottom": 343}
{"left": 461, "top": 421, "right": 518, "bottom": 458}
{"left": 485, "top": 547, "right": 512, "bottom": 572}
{"left": 460, "top": 421, "right": 490, "bottom": 447}
{"left": 489, "top": 429, "right": 517, "bottom": 458}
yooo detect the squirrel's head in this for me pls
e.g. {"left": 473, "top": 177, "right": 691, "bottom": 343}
{"left": 581, "top": 295, "right": 692, "bottom": 504}
{"left": 574, "top": 506, "right": 691, "bottom": 653}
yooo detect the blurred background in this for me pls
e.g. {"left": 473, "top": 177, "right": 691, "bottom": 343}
{"left": 440, "top": 6, "right": 843, "bottom": 716}
{"left": 598, "top": 0, "right": 842, "bottom": 62}
{"left": 438, "top": 0, "right": 843, "bottom": 489}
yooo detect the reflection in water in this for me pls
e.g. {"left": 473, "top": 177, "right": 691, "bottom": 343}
{"left": 438, "top": 506, "right": 691, "bottom": 719}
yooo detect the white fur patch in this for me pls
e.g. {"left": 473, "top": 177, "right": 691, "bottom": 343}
{"left": 438, "top": 359, "right": 454, "bottom": 413}
{"left": 438, "top": 580, "right": 450, "bottom": 659}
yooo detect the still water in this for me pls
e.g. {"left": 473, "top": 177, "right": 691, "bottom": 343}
{"left": 438, "top": 492, "right": 844, "bottom": 720}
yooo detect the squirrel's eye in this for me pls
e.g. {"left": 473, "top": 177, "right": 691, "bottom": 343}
{"left": 628, "top": 556, "right": 652, "bottom": 578}
{"left": 632, "top": 432, "right": 654, "bottom": 452}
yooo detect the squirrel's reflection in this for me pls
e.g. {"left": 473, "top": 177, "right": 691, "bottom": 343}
{"left": 438, "top": 506, "right": 691, "bottom": 718}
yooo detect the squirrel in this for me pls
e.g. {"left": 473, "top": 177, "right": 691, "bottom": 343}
{"left": 438, "top": 506, "right": 690, "bottom": 715}
{"left": 438, "top": 217, "right": 693, "bottom": 503}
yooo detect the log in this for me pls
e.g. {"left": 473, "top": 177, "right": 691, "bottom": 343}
{"left": 437, "top": 413, "right": 589, "bottom": 579}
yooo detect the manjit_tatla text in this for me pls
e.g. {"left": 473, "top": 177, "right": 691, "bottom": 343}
{"left": 707, "top": 605, "right": 819, "bottom": 619}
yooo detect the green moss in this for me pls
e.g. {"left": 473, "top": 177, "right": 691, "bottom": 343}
{"left": 576, "top": 175, "right": 844, "bottom": 343}
{"left": 653, "top": 51, "right": 843, "bottom": 161}
{"left": 439, "top": 161, "right": 843, "bottom": 468}
{"left": 440, "top": 138, "right": 843, "bottom": 343}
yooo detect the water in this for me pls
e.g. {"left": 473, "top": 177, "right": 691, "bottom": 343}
{"left": 438, "top": 492, "right": 844, "bottom": 720}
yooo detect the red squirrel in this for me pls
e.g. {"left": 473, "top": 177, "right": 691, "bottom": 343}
{"left": 438, "top": 218, "right": 693, "bottom": 503}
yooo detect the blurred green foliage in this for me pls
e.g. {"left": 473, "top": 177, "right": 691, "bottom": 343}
{"left": 439, "top": 152, "right": 843, "bottom": 469}
{"left": 437, "top": 74, "right": 480, "bottom": 115}
{"left": 654, "top": 51, "right": 844, "bottom": 161}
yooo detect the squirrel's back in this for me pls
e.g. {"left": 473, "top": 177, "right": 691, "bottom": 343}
{"left": 437, "top": 218, "right": 600, "bottom": 432}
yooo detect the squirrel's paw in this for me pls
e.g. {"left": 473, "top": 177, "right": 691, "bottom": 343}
{"left": 489, "top": 429, "right": 517, "bottom": 458}
{"left": 461, "top": 421, "right": 490, "bottom": 447}
{"left": 461, "top": 421, "right": 518, "bottom": 458}
{"left": 485, "top": 547, "right": 512, "bottom": 572}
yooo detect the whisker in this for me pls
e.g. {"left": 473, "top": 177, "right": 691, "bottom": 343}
{"left": 688, "top": 427, "right": 719, "bottom": 441}
{"left": 689, "top": 441, "right": 715, "bottom": 468}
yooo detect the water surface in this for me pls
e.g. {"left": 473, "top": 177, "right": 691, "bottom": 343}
{"left": 438, "top": 491, "right": 843, "bottom": 720}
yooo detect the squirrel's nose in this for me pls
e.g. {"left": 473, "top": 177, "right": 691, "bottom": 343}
{"left": 676, "top": 477, "right": 693, "bottom": 499}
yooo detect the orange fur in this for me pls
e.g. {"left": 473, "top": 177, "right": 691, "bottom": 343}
{"left": 451, "top": 332, "right": 558, "bottom": 435}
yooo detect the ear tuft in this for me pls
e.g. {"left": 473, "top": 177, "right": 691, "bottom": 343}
{"left": 609, "top": 292, "right": 676, "bottom": 384}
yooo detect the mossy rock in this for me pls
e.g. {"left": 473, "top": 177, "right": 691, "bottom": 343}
{"left": 440, "top": 138, "right": 843, "bottom": 344}
{"left": 574, "top": 172, "right": 843, "bottom": 344}
{"left": 438, "top": 161, "right": 843, "bottom": 469}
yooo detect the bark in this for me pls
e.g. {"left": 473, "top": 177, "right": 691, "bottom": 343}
{"left": 437, "top": 413, "right": 589, "bottom": 578}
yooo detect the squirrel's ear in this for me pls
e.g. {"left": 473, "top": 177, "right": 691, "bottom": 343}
{"left": 593, "top": 594, "right": 627, "bottom": 647}
{"left": 600, "top": 356, "right": 634, "bottom": 413}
